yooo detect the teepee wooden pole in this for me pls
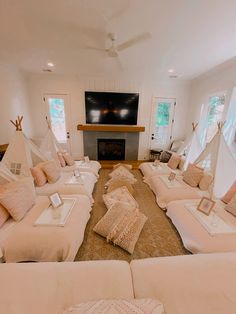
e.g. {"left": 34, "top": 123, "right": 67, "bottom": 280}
{"left": 46, "top": 116, "right": 51, "bottom": 130}
{"left": 10, "top": 116, "right": 23, "bottom": 131}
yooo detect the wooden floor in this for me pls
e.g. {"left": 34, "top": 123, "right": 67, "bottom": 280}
{"left": 99, "top": 160, "right": 146, "bottom": 169}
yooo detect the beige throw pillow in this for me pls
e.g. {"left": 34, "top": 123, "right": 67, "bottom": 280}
{"left": 113, "top": 163, "right": 133, "bottom": 170}
{"left": 103, "top": 186, "right": 138, "bottom": 210}
{"left": 178, "top": 157, "right": 185, "bottom": 170}
{"left": 182, "top": 163, "right": 204, "bottom": 187}
{"left": 199, "top": 172, "right": 214, "bottom": 191}
{"left": 167, "top": 153, "right": 181, "bottom": 169}
{"left": 63, "top": 152, "right": 75, "bottom": 166}
{"left": 63, "top": 299, "right": 164, "bottom": 314}
{"left": 225, "top": 194, "right": 236, "bottom": 217}
{"left": 41, "top": 160, "right": 61, "bottom": 183}
{"left": 0, "top": 178, "right": 36, "bottom": 221}
{"left": 106, "top": 178, "right": 135, "bottom": 195}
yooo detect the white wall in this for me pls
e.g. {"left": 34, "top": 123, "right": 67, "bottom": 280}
{"left": 0, "top": 63, "right": 32, "bottom": 144}
{"left": 188, "top": 60, "right": 236, "bottom": 134}
{"left": 27, "top": 73, "right": 190, "bottom": 159}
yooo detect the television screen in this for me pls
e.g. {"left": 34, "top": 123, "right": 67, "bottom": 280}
{"left": 85, "top": 91, "right": 139, "bottom": 125}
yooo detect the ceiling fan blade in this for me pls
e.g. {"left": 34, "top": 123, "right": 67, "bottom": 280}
{"left": 117, "top": 32, "right": 151, "bottom": 51}
{"left": 84, "top": 46, "right": 106, "bottom": 53}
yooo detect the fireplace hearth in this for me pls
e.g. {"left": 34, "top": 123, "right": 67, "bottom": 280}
{"left": 97, "top": 139, "right": 125, "bottom": 160}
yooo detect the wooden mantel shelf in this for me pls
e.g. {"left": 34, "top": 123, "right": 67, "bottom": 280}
{"left": 77, "top": 124, "right": 145, "bottom": 132}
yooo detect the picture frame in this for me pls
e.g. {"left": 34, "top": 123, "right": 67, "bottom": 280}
{"left": 74, "top": 169, "right": 81, "bottom": 178}
{"left": 84, "top": 156, "right": 90, "bottom": 163}
{"left": 49, "top": 192, "right": 64, "bottom": 208}
{"left": 168, "top": 172, "right": 176, "bottom": 181}
{"left": 197, "top": 197, "right": 215, "bottom": 216}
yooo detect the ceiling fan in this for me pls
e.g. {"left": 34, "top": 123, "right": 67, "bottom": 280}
{"left": 86, "top": 32, "right": 151, "bottom": 58}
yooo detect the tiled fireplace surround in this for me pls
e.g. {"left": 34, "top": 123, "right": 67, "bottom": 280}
{"left": 83, "top": 131, "right": 139, "bottom": 160}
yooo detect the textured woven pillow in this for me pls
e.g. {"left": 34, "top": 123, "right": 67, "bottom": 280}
{"left": 63, "top": 299, "right": 164, "bottom": 314}
{"left": 167, "top": 153, "right": 181, "bottom": 169}
{"left": 63, "top": 152, "right": 75, "bottom": 166}
{"left": 199, "top": 172, "right": 214, "bottom": 191}
{"left": 106, "top": 177, "right": 135, "bottom": 195}
{"left": 103, "top": 186, "right": 138, "bottom": 210}
{"left": 41, "top": 160, "right": 61, "bottom": 183}
{"left": 221, "top": 181, "right": 236, "bottom": 204}
{"left": 109, "top": 166, "right": 134, "bottom": 178}
{"left": 160, "top": 151, "right": 172, "bottom": 163}
{"left": 57, "top": 152, "right": 66, "bottom": 167}
{"left": 113, "top": 163, "right": 133, "bottom": 170}
{"left": 0, "top": 178, "right": 36, "bottom": 221}
{"left": 182, "top": 163, "right": 204, "bottom": 187}
{"left": 93, "top": 201, "right": 137, "bottom": 238}
{"left": 30, "top": 163, "right": 47, "bottom": 186}
{"left": 0, "top": 204, "right": 10, "bottom": 227}
{"left": 225, "top": 194, "right": 236, "bottom": 217}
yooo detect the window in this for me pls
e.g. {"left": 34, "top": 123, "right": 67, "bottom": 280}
{"left": 205, "top": 94, "right": 225, "bottom": 143}
{"left": 48, "top": 97, "right": 67, "bottom": 143}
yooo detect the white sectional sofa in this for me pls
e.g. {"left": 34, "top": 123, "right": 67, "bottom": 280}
{"left": 1, "top": 253, "right": 236, "bottom": 314}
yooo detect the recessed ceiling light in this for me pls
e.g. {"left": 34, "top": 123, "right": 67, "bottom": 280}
{"left": 47, "top": 62, "right": 54, "bottom": 67}
{"left": 168, "top": 68, "right": 175, "bottom": 73}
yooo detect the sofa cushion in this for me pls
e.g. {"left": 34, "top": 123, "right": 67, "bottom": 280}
{"left": 0, "top": 178, "right": 36, "bottom": 221}
{"left": 63, "top": 152, "right": 75, "bottom": 166}
{"left": 103, "top": 186, "right": 138, "bottom": 210}
{"left": 63, "top": 299, "right": 164, "bottom": 313}
{"left": 199, "top": 172, "right": 214, "bottom": 191}
{"left": 183, "top": 163, "right": 204, "bottom": 187}
{"left": 167, "top": 153, "right": 181, "bottom": 169}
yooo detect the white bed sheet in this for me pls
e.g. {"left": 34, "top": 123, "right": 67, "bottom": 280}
{"left": 139, "top": 162, "right": 182, "bottom": 179}
{"left": 166, "top": 199, "right": 236, "bottom": 253}
{"left": 145, "top": 175, "right": 207, "bottom": 209}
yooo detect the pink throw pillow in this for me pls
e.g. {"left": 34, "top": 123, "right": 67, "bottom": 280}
{"left": 57, "top": 152, "right": 66, "bottom": 167}
{"left": 30, "top": 163, "right": 47, "bottom": 187}
{"left": 41, "top": 160, "right": 61, "bottom": 184}
{"left": 167, "top": 153, "right": 181, "bottom": 169}
{"left": 221, "top": 181, "right": 236, "bottom": 204}
{"left": 183, "top": 163, "right": 204, "bottom": 187}
{"left": 0, "top": 204, "right": 10, "bottom": 227}
{"left": 0, "top": 178, "right": 36, "bottom": 221}
{"left": 63, "top": 153, "right": 75, "bottom": 166}
{"left": 225, "top": 194, "right": 236, "bottom": 217}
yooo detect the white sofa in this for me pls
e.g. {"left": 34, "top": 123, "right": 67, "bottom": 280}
{"left": 1, "top": 253, "right": 236, "bottom": 314}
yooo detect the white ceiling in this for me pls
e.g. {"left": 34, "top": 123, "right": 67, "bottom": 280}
{"left": 1, "top": 0, "right": 236, "bottom": 80}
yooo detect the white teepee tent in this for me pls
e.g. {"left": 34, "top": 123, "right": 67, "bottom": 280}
{"left": 0, "top": 162, "right": 17, "bottom": 184}
{"left": 177, "top": 123, "right": 203, "bottom": 170}
{"left": 39, "top": 117, "right": 64, "bottom": 160}
{"left": 194, "top": 123, "right": 236, "bottom": 198}
{"left": 2, "top": 116, "right": 47, "bottom": 177}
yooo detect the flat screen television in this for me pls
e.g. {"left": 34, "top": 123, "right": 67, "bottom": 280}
{"left": 85, "top": 91, "right": 139, "bottom": 125}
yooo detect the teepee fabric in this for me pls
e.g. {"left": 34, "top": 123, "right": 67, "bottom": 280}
{"left": 39, "top": 128, "right": 64, "bottom": 160}
{"left": 194, "top": 127, "right": 236, "bottom": 197}
{"left": 177, "top": 124, "right": 202, "bottom": 170}
{"left": 0, "top": 162, "right": 17, "bottom": 184}
{"left": 2, "top": 131, "right": 47, "bottom": 177}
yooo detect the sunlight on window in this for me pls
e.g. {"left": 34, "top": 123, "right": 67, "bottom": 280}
{"left": 48, "top": 98, "right": 67, "bottom": 143}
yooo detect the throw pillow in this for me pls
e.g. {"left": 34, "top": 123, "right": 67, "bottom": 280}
{"left": 106, "top": 177, "right": 135, "bottom": 195}
{"left": 113, "top": 163, "right": 133, "bottom": 170}
{"left": 182, "top": 163, "right": 204, "bottom": 187}
{"left": 221, "top": 181, "right": 236, "bottom": 204}
{"left": 41, "top": 160, "right": 61, "bottom": 183}
{"left": 0, "top": 204, "right": 10, "bottom": 227}
{"left": 63, "top": 299, "right": 165, "bottom": 314}
{"left": 178, "top": 157, "right": 185, "bottom": 170}
{"left": 30, "top": 163, "right": 47, "bottom": 186}
{"left": 93, "top": 201, "right": 137, "bottom": 239}
{"left": 63, "top": 152, "right": 75, "bottom": 166}
{"left": 103, "top": 186, "right": 138, "bottom": 210}
{"left": 167, "top": 153, "right": 181, "bottom": 169}
{"left": 199, "top": 172, "right": 214, "bottom": 191}
{"left": 0, "top": 178, "right": 36, "bottom": 221}
{"left": 160, "top": 151, "right": 172, "bottom": 163}
{"left": 225, "top": 194, "right": 236, "bottom": 217}
{"left": 57, "top": 152, "right": 66, "bottom": 167}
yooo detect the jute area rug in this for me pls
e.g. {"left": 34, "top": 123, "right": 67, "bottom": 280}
{"left": 75, "top": 169, "right": 189, "bottom": 262}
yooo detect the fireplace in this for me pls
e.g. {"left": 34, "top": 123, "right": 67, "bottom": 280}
{"left": 97, "top": 139, "right": 125, "bottom": 160}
